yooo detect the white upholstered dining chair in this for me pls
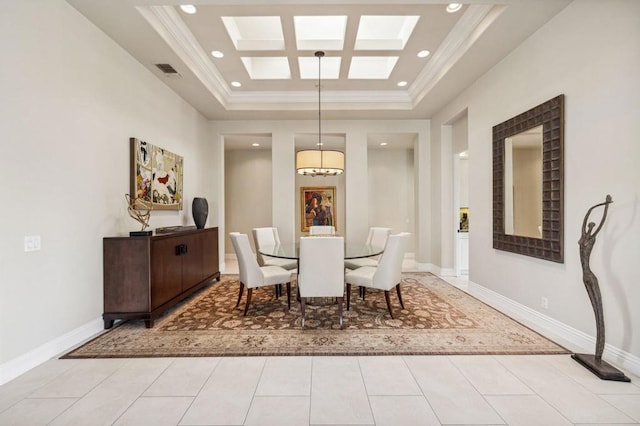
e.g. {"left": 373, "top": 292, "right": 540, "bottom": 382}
{"left": 309, "top": 225, "right": 335, "bottom": 235}
{"left": 229, "top": 232, "right": 292, "bottom": 315}
{"left": 252, "top": 227, "right": 297, "bottom": 270}
{"left": 344, "top": 232, "right": 410, "bottom": 319}
{"left": 297, "top": 236, "right": 345, "bottom": 328}
{"left": 344, "top": 226, "right": 392, "bottom": 270}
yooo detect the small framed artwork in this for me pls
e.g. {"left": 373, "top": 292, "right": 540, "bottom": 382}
{"left": 130, "top": 138, "right": 183, "bottom": 210}
{"left": 459, "top": 207, "right": 469, "bottom": 231}
{"left": 301, "top": 186, "right": 336, "bottom": 232}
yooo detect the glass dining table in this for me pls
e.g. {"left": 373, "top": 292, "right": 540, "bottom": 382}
{"left": 258, "top": 242, "right": 384, "bottom": 260}
{"left": 258, "top": 240, "right": 383, "bottom": 304}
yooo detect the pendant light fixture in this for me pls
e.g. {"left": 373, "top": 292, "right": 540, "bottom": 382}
{"left": 296, "top": 51, "right": 345, "bottom": 177}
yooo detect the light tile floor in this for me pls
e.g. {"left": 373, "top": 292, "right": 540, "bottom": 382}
{"left": 1, "top": 261, "right": 638, "bottom": 425}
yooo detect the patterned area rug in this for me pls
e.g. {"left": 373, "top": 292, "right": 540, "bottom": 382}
{"left": 63, "top": 273, "right": 567, "bottom": 358}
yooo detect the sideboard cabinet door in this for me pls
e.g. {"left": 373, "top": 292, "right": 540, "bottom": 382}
{"left": 150, "top": 237, "right": 184, "bottom": 310}
{"left": 202, "top": 227, "right": 219, "bottom": 280}
{"left": 180, "top": 232, "right": 205, "bottom": 292}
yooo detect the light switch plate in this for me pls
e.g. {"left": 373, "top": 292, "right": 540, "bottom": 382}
{"left": 24, "top": 235, "right": 41, "bottom": 252}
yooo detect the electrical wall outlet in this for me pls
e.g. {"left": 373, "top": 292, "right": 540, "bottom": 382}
{"left": 541, "top": 296, "right": 548, "bottom": 309}
{"left": 24, "top": 235, "right": 41, "bottom": 252}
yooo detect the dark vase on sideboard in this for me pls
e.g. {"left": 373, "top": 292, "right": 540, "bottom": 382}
{"left": 192, "top": 197, "right": 208, "bottom": 229}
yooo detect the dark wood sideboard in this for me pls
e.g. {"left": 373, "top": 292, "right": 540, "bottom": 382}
{"left": 103, "top": 227, "right": 220, "bottom": 329}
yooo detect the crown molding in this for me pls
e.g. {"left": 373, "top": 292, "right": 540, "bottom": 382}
{"left": 137, "top": 6, "right": 232, "bottom": 107}
{"left": 409, "top": 4, "right": 504, "bottom": 105}
{"left": 225, "top": 90, "right": 413, "bottom": 110}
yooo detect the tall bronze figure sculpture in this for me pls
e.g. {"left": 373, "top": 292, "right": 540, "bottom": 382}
{"left": 571, "top": 194, "right": 630, "bottom": 382}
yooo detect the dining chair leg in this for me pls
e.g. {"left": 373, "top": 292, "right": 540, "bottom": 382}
{"left": 396, "top": 283, "right": 405, "bottom": 309}
{"left": 300, "top": 298, "right": 306, "bottom": 328}
{"left": 337, "top": 297, "right": 344, "bottom": 329}
{"left": 286, "top": 282, "right": 291, "bottom": 310}
{"left": 360, "top": 286, "right": 366, "bottom": 300}
{"left": 243, "top": 288, "right": 253, "bottom": 316}
{"left": 274, "top": 284, "right": 282, "bottom": 299}
{"left": 346, "top": 283, "right": 352, "bottom": 311}
{"left": 236, "top": 282, "right": 245, "bottom": 307}
{"left": 384, "top": 290, "right": 394, "bottom": 319}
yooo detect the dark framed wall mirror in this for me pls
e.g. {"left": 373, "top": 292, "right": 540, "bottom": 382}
{"left": 492, "top": 94, "right": 564, "bottom": 263}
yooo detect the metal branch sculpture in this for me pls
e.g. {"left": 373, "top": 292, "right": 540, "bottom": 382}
{"left": 125, "top": 194, "right": 152, "bottom": 233}
{"left": 572, "top": 194, "right": 630, "bottom": 382}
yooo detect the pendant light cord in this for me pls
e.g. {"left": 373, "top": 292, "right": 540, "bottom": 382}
{"left": 316, "top": 51, "right": 324, "bottom": 170}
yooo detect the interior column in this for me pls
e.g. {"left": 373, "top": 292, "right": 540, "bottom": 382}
{"left": 272, "top": 131, "right": 296, "bottom": 244}
{"left": 345, "top": 131, "right": 368, "bottom": 243}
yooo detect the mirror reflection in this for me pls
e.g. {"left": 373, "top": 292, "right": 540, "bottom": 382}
{"left": 504, "top": 125, "right": 543, "bottom": 238}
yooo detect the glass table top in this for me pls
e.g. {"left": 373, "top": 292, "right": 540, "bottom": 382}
{"left": 258, "top": 242, "right": 383, "bottom": 260}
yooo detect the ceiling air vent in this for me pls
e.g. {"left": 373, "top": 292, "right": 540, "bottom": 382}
{"left": 155, "top": 63, "right": 181, "bottom": 77}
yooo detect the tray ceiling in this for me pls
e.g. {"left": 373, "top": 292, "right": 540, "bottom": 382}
{"left": 65, "top": 0, "right": 572, "bottom": 120}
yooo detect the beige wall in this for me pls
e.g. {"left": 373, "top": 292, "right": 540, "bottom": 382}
{"left": 368, "top": 148, "right": 415, "bottom": 247}
{"left": 431, "top": 0, "right": 640, "bottom": 359}
{"left": 212, "top": 120, "right": 430, "bottom": 263}
{"left": 0, "top": 0, "right": 214, "bottom": 372}
{"left": 457, "top": 159, "right": 469, "bottom": 209}
{"left": 453, "top": 114, "right": 469, "bottom": 210}
{"left": 222, "top": 146, "right": 415, "bottom": 252}
{"left": 224, "top": 149, "right": 273, "bottom": 253}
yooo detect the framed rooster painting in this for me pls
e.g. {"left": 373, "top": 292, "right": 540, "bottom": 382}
{"left": 130, "top": 137, "right": 183, "bottom": 210}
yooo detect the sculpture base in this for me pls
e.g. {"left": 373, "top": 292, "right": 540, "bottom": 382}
{"left": 572, "top": 353, "right": 631, "bottom": 382}
{"left": 130, "top": 230, "right": 153, "bottom": 237}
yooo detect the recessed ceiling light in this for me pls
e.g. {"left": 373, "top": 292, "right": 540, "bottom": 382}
{"left": 211, "top": 51, "right": 224, "bottom": 58}
{"left": 459, "top": 151, "right": 468, "bottom": 158}
{"left": 252, "top": 143, "right": 260, "bottom": 147}
{"left": 397, "top": 81, "right": 408, "bottom": 87}
{"left": 417, "top": 50, "right": 430, "bottom": 58}
{"left": 179, "top": 5, "right": 197, "bottom": 14}
{"left": 231, "top": 81, "right": 242, "bottom": 87}
{"left": 446, "top": 3, "right": 463, "bottom": 13}
{"left": 380, "top": 142, "right": 388, "bottom": 146}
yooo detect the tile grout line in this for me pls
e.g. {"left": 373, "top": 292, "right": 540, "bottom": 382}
{"left": 357, "top": 356, "right": 376, "bottom": 425}
{"left": 177, "top": 357, "right": 222, "bottom": 426}
{"left": 401, "top": 356, "right": 444, "bottom": 425}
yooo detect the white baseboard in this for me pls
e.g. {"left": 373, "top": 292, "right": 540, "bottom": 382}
{"left": 416, "top": 262, "right": 438, "bottom": 273}
{"left": 467, "top": 280, "right": 640, "bottom": 378}
{"left": 419, "top": 262, "right": 464, "bottom": 277}
{"left": 0, "top": 318, "right": 104, "bottom": 386}
{"left": 439, "top": 268, "right": 456, "bottom": 277}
